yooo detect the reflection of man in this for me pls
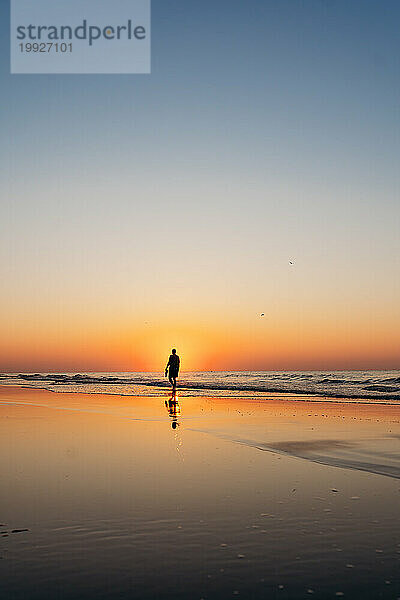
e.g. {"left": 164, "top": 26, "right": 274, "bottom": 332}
{"left": 165, "top": 391, "right": 181, "bottom": 429}
{"left": 165, "top": 348, "right": 180, "bottom": 388}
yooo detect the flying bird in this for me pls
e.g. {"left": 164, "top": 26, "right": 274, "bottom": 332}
{"left": 260, "top": 313, "right": 265, "bottom": 317}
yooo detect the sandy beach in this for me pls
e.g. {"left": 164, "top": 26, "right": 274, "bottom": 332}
{"left": 0, "top": 385, "right": 399, "bottom": 599}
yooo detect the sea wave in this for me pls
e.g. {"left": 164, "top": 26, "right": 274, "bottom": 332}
{"left": 1, "top": 371, "right": 400, "bottom": 403}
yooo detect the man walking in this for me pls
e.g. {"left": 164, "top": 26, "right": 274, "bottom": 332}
{"left": 165, "top": 348, "right": 180, "bottom": 388}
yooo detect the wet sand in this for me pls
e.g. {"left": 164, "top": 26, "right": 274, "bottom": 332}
{"left": 0, "top": 386, "right": 399, "bottom": 599}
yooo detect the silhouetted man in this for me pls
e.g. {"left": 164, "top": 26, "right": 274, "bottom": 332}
{"left": 165, "top": 348, "right": 180, "bottom": 388}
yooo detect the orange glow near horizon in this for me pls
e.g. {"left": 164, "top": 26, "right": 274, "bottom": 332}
{"left": 1, "top": 302, "right": 399, "bottom": 372}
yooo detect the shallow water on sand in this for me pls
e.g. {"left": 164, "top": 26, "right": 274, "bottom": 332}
{"left": 0, "top": 387, "right": 399, "bottom": 599}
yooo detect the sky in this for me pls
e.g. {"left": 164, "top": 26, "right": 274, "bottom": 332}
{"left": 0, "top": 0, "right": 399, "bottom": 372}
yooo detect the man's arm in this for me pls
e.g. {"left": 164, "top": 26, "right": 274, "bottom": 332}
{"left": 165, "top": 356, "right": 170, "bottom": 376}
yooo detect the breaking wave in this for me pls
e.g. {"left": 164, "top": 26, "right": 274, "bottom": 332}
{"left": 1, "top": 370, "right": 400, "bottom": 403}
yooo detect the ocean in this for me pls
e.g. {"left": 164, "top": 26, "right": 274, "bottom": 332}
{"left": 1, "top": 370, "right": 400, "bottom": 403}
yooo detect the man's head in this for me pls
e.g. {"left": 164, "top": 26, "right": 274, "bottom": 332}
{"left": 172, "top": 348, "right": 176, "bottom": 354}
